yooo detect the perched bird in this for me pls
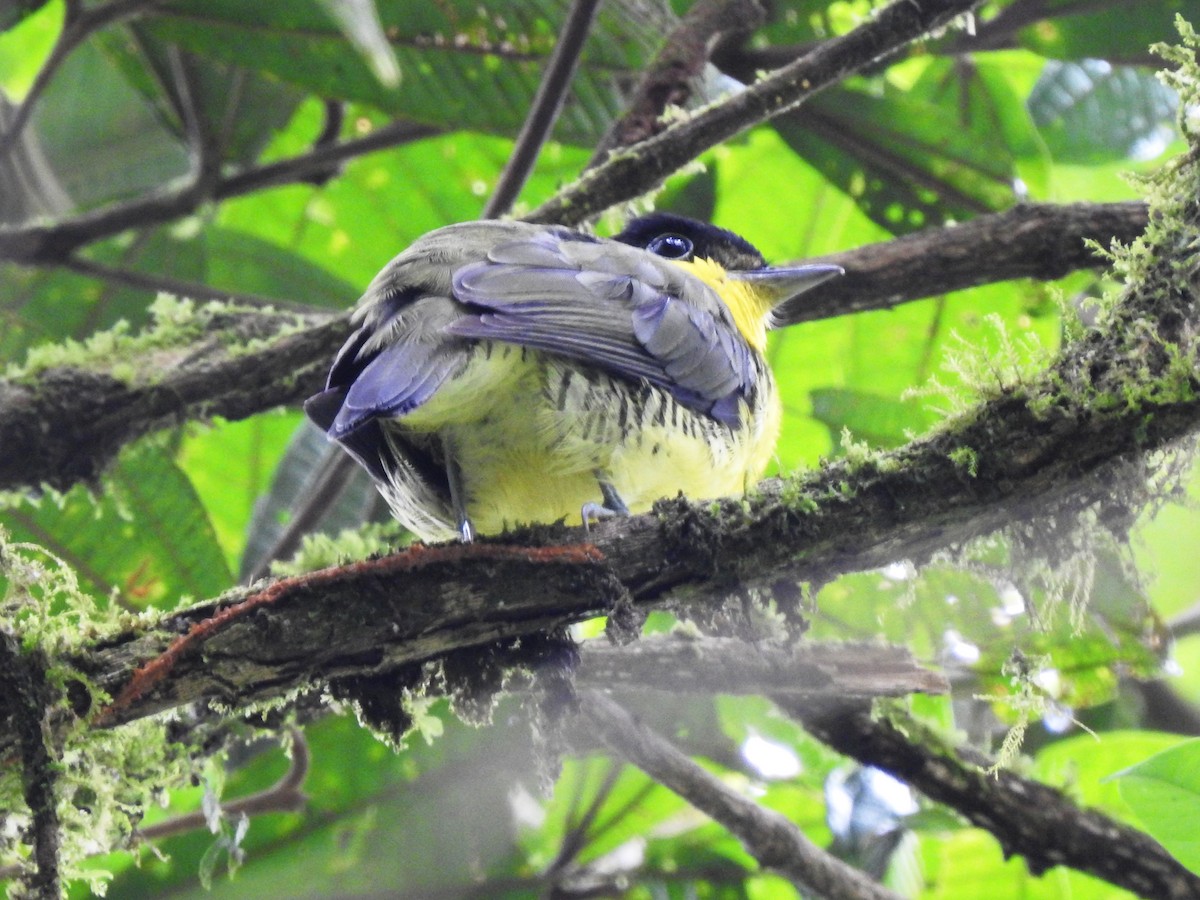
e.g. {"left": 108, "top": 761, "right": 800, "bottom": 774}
{"left": 305, "top": 214, "right": 842, "bottom": 542}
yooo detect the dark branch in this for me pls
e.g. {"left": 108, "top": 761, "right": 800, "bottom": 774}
{"left": 0, "top": 310, "right": 345, "bottom": 493}
{"left": 0, "top": 120, "right": 438, "bottom": 265}
{"left": 580, "top": 692, "right": 904, "bottom": 900}
{"left": 775, "top": 200, "right": 1148, "bottom": 325}
{"left": 482, "top": 0, "right": 602, "bottom": 218}
{"left": 527, "top": 0, "right": 982, "bottom": 226}
{"left": 788, "top": 699, "right": 1200, "bottom": 900}
{"left": 0, "top": 634, "right": 61, "bottom": 898}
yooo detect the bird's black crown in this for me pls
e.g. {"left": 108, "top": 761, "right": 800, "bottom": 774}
{"left": 614, "top": 213, "right": 768, "bottom": 272}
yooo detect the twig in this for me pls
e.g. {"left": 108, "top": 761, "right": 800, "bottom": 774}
{"left": 482, "top": 0, "right": 602, "bottom": 219}
{"left": 526, "top": 0, "right": 983, "bottom": 226}
{"left": 60, "top": 254, "right": 325, "bottom": 311}
{"left": 0, "top": 120, "right": 439, "bottom": 264}
{"left": 787, "top": 699, "right": 1200, "bottom": 900}
{"left": 574, "top": 637, "right": 947, "bottom": 698}
{"left": 580, "top": 692, "right": 904, "bottom": 900}
{"left": 135, "top": 729, "right": 309, "bottom": 843}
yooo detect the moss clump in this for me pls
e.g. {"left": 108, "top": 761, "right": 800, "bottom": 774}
{"left": 0, "top": 532, "right": 202, "bottom": 897}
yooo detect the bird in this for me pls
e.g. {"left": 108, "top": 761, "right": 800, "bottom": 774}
{"left": 304, "top": 213, "right": 843, "bottom": 543}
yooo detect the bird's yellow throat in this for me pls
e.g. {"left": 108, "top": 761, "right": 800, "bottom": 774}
{"left": 672, "top": 256, "right": 774, "bottom": 352}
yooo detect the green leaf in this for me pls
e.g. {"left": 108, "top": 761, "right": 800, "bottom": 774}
{"left": 236, "top": 421, "right": 382, "bottom": 579}
{"left": 0, "top": 0, "right": 59, "bottom": 91}
{"left": 1030, "top": 61, "right": 1178, "bottom": 164}
{"left": 1016, "top": 0, "right": 1200, "bottom": 62}
{"left": 1115, "top": 738, "right": 1200, "bottom": 874}
{"left": 30, "top": 39, "right": 189, "bottom": 209}
{"left": 177, "top": 411, "right": 305, "bottom": 572}
{"left": 1035, "top": 731, "right": 1185, "bottom": 822}
{"left": 810, "top": 388, "right": 938, "bottom": 449}
{"left": 97, "top": 25, "right": 307, "bottom": 168}
{"left": 776, "top": 80, "right": 1019, "bottom": 234}
{"left": 0, "top": 441, "right": 232, "bottom": 608}
{"left": 140, "top": 0, "right": 677, "bottom": 145}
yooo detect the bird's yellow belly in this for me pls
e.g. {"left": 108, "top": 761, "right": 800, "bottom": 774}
{"left": 397, "top": 344, "right": 779, "bottom": 537}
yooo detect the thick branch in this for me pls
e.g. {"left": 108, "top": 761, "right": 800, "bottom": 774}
{"left": 581, "top": 692, "right": 903, "bottom": 900}
{"left": 527, "top": 0, "right": 982, "bottom": 226}
{"left": 0, "top": 634, "right": 61, "bottom": 898}
{"left": 775, "top": 200, "right": 1148, "bottom": 325}
{"left": 0, "top": 200, "right": 1142, "bottom": 495}
{"left": 789, "top": 700, "right": 1200, "bottom": 900}
{"left": 0, "top": 310, "right": 344, "bottom": 492}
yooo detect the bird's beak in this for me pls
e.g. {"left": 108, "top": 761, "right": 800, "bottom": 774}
{"left": 729, "top": 264, "right": 844, "bottom": 304}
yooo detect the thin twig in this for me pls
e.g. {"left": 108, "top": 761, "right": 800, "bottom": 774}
{"left": 0, "top": 120, "right": 439, "bottom": 265}
{"left": 136, "top": 729, "right": 309, "bottom": 843}
{"left": 580, "top": 692, "right": 904, "bottom": 900}
{"left": 482, "top": 0, "right": 602, "bottom": 218}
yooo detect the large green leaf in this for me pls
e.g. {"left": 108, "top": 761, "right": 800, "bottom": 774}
{"left": 1029, "top": 60, "right": 1178, "bottom": 164}
{"left": 142, "top": 0, "right": 677, "bottom": 145}
{"left": 0, "top": 441, "right": 232, "bottom": 608}
{"left": 30, "top": 39, "right": 189, "bottom": 209}
{"left": 1115, "top": 739, "right": 1200, "bottom": 875}
{"left": 1016, "top": 0, "right": 1200, "bottom": 63}
{"left": 98, "top": 25, "right": 306, "bottom": 168}
{"left": 777, "top": 80, "right": 1020, "bottom": 234}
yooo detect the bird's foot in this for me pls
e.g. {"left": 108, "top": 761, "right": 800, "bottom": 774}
{"left": 582, "top": 479, "right": 630, "bottom": 533}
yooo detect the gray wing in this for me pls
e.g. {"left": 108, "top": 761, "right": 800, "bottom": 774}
{"left": 445, "top": 232, "right": 757, "bottom": 426}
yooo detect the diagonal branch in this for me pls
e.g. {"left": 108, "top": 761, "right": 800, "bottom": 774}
{"left": 788, "top": 699, "right": 1200, "bottom": 900}
{"left": 580, "top": 692, "right": 905, "bottom": 900}
{"left": 482, "top": 0, "right": 602, "bottom": 218}
{"left": 527, "top": 0, "right": 983, "bottom": 226}
{"left": 587, "top": 0, "right": 765, "bottom": 167}
{"left": 0, "top": 119, "right": 438, "bottom": 265}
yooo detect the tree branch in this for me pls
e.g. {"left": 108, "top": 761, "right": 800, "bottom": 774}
{"left": 0, "top": 309, "right": 345, "bottom": 493}
{"left": 0, "top": 633, "right": 61, "bottom": 898}
{"left": 527, "top": 0, "right": 982, "bottom": 226}
{"left": 580, "top": 692, "right": 904, "bottom": 900}
{"left": 774, "top": 200, "right": 1147, "bottom": 325}
{"left": 0, "top": 119, "right": 438, "bottom": 264}
{"left": 481, "top": 0, "right": 602, "bottom": 218}
{"left": 788, "top": 699, "right": 1200, "bottom": 900}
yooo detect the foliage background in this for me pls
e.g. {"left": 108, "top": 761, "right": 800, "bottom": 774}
{"left": 2, "top": 0, "right": 1200, "bottom": 897}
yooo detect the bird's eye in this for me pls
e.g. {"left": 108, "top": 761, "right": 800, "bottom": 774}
{"left": 646, "top": 233, "right": 693, "bottom": 260}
